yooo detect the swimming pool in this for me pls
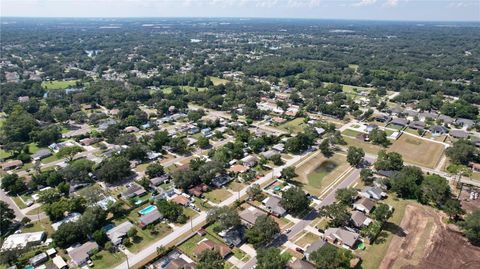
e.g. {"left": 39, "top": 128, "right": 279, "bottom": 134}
{"left": 139, "top": 205, "right": 157, "bottom": 215}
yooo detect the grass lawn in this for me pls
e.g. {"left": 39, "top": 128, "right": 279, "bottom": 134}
{"left": 194, "top": 197, "right": 212, "bottom": 211}
{"left": 0, "top": 148, "right": 12, "bottom": 159}
{"left": 343, "top": 136, "right": 384, "bottom": 155}
{"left": 22, "top": 217, "right": 55, "bottom": 237}
{"left": 27, "top": 143, "right": 40, "bottom": 154}
{"left": 161, "top": 86, "right": 207, "bottom": 94}
{"left": 295, "top": 154, "right": 350, "bottom": 196}
{"left": 204, "top": 188, "right": 232, "bottom": 204}
{"left": 183, "top": 207, "right": 199, "bottom": 218}
{"left": 40, "top": 154, "right": 60, "bottom": 164}
{"left": 389, "top": 134, "right": 445, "bottom": 168}
{"left": 277, "top": 118, "right": 307, "bottom": 133}
{"left": 178, "top": 234, "right": 203, "bottom": 258}
{"left": 12, "top": 195, "right": 27, "bottom": 209}
{"left": 135, "top": 163, "right": 149, "bottom": 173}
{"left": 91, "top": 250, "right": 124, "bottom": 268}
{"left": 341, "top": 129, "right": 362, "bottom": 137}
{"left": 226, "top": 181, "right": 246, "bottom": 192}
{"left": 294, "top": 232, "right": 320, "bottom": 248}
{"left": 42, "top": 80, "right": 79, "bottom": 90}
{"left": 355, "top": 195, "right": 415, "bottom": 269}
{"left": 128, "top": 223, "right": 172, "bottom": 253}
{"left": 385, "top": 124, "right": 404, "bottom": 131}
{"left": 209, "top": 76, "right": 229, "bottom": 86}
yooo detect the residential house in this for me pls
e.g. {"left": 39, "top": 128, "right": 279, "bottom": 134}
{"left": 229, "top": 164, "right": 249, "bottom": 174}
{"left": 121, "top": 183, "right": 147, "bottom": 199}
{"left": 373, "top": 114, "right": 392, "bottom": 123}
{"left": 360, "top": 186, "right": 387, "bottom": 200}
{"left": 211, "top": 175, "right": 233, "bottom": 188}
{"left": 0, "top": 160, "right": 23, "bottom": 170}
{"left": 456, "top": 118, "right": 475, "bottom": 129}
{"left": 315, "top": 127, "right": 326, "bottom": 136}
{"left": 404, "top": 110, "right": 418, "bottom": 121}
{"left": 351, "top": 211, "right": 372, "bottom": 228}
{"left": 79, "top": 137, "right": 99, "bottom": 146}
{"left": 171, "top": 195, "right": 190, "bottom": 206}
{"left": 239, "top": 206, "right": 267, "bottom": 227}
{"left": 29, "top": 252, "right": 48, "bottom": 267}
{"left": 52, "top": 256, "right": 68, "bottom": 269}
{"left": 438, "top": 115, "right": 454, "bottom": 125}
{"left": 241, "top": 155, "right": 258, "bottom": 167}
{"left": 262, "top": 196, "right": 286, "bottom": 217}
{"left": 419, "top": 112, "right": 438, "bottom": 122}
{"left": 67, "top": 241, "right": 99, "bottom": 267}
{"left": 124, "top": 126, "right": 140, "bottom": 133}
{"left": 52, "top": 212, "right": 82, "bottom": 231}
{"left": 223, "top": 227, "right": 244, "bottom": 247}
{"left": 430, "top": 125, "right": 448, "bottom": 136}
{"left": 304, "top": 239, "right": 327, "bottom": 260}
{"left": 31, "top": 149, "right": 52, "bottom": 161}
{"left": 165, "top": 258, "right": 196, "bottom": 269}
{"left": 324, "top": 228, "right": 359, "bottom": 249}
{"left": 450, "top": 129, "right": 469, "bottom": 139}
{"left": 106, "top": 221, "right": 134, "bottom": 245}
{"left": 288, "top": 258, "right": 316, "bottom": 269}
{"left": 353, "top": 198, "right": 376, "bottom": 214}
{"left": 272, "top": 143, "right": 285, "bottom": 153}
{"left": 261, "top": 150, "right": 278, "bottom": 159}
{"left": 150, "top": 174, "right": 171, "bottom": 187}
{"left": 390, "top": 118, "right": 409, "bottom": 127}
{"left": 409, "top": 121, "right": 425, "bottom": 130}
{"left": 139, "top": 210, "right": 163, "bottom": 229}
{"left": 193, "top": 239, "right": 231, "bottom": 259}
{"left": 188, "top": 183, "right": 209, "bottom": 197}
{"left": 375, "top": 170, "right": 395, "bottom": 178}
{"left": 1, "top": 232, "right": 46, "bottom": 251}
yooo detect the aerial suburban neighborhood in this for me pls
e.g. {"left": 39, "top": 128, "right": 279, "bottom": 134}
{"left": 1, "top": 8, "right": 480, "bottom": 269}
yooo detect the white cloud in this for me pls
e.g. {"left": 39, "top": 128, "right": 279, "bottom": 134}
{"left": 385, "top": 0, "right": 399, "bottom": 7}
{"left": 353, "top": 0, "right": 377, "bottom": 6}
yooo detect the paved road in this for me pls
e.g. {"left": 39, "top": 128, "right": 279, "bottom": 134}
{"left": 113, "top": 151, "right": 310, "bottom": 269}
{"left": 0, "top": 188, "right": 24, "bottom": 221}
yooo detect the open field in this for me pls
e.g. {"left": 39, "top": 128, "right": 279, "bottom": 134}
{"left": 41, "top": 80, "right": 79, "bottom": 90}
{"left": 277, "top": 117, "right": 307, "bottom": 133}
{"left": 160, "top": 86, "right": 207, "bottom": 94}
{"left": 389, "top": 134, "right": 445, "bottom": 168}
{"left": 293, "top": 232, "right": 320, "bottom": 248}
{"left": 341, "top": 128, "right": 362, "bottom": 137}
{"left": 209, "top": 76, "right": 229, "bottom": 86}
{"left": 294, "top": 153, "right": 350, "bottom": 196}
{"left": 343, "top": 136, "right": 384, "bottom": 155}
{"left": 379, "top": 204, "right": 480, "bottom": 269}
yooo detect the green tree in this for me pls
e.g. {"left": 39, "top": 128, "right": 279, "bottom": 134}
{"left": 309, "top": 243, "right": 353, "bottom": 269}
{"left": 96, "top": 156, "right": 133, "bottom": 183}
{"left": 346, "top": 146, "right": 365, "bottom": 167}
{"left": 360, "top": 221, "right": 382, "bottom": 241}
{"left": 459, "top": 209, "right": 480, "bottom": 246}
{"left": 446, "top": 139, "right": 478, "bottom": 165}
{"left": 281, "top": 187, "right": 310, "bottom": 216}
{"left": 280, "top": 166, "right": 297, "bottom": 181}
{"left": 318, "top": 203, "right": 351, "bottom": 228}
{"left": 370, "top": 129, "right": 389, "bottom": 147}
{"left": 246, "top": 215, "right": 280, "bottom": 248}
{"left": 38, "top": 188, "right": 62, "bottom": 204}
{"left": 207, "top": 206, "right": 241, "bottom": 232}
{"left": 146, "top": 163, "right": 165, "bottom": 178}
{"left": 270, "top": 154, "right": 284, "bottom": 165}
{"left": 0, "top": 201, "right": 15, "bottom": 236}
{"left": 197, "top": 136, "right": 211, "bottom": 149}
{"left": 52, "top": 222, "right": 86, "bottom": 248}
{"left": 372, "top": 204, "right": 392, "bottom": 223}
{"left": 93, "top": 229, "right": 108, "bottom": 246}
{"left": 335, "top": 188, "right": 357, "bottom": 205}
{"left": 56, "top": 145, "right": 83, "bottom": 162}
{"left": 247, "top": 184, "right": 264, "bottom": 201}
{"left": 156, "top": 199, "right": 185, "bottom": 223}
{"left": 256, "top": 248, "right": 290, "bottom": 269}
{"left": 443, "top": 198, "right": 464, "bottom": 221}
{"left": 197, "top": 249, "right": 224, "bottom": 269}
{"left": 419, "top": 174, "right": 451, "bottom": 207}
{"left": 1, "top": 174, "right": 27, "bottom": 195}
{"left": 374, "top": 150, "right": 403, "bottom": 171}
{"left": 3, "top": 105, "right": 38, "bottom": 143}
{"left": 319, "top": 139, "right": 333, "bottom": 157}
{"left": 34, "top": 126, "right": 62, "bottom": 147}
{"left": 390, "top": 166, "right": 423, "bottom": 199}
{"left": 360, "top": 168, "right": 374, "bottom": 185}
{"left": 151, "top": 130, "right": 170, "bottom": 151}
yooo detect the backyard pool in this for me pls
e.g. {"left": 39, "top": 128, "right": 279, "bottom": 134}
{"left": 139, "top": 205, "right": 157, "bottom": 215}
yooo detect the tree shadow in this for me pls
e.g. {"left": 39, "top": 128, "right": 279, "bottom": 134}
{"left": 383, "top": 222, "right": 406, "bottom": 237}
{"left": 132, "top": 235, "right": 144, "bottom": 244}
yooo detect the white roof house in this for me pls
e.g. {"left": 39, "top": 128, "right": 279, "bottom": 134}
{"left": 1, "top": 231, "right": 45, "bottom": 251}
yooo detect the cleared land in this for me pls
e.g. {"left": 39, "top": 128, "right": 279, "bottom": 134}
{"left": 41, "top": 80, "right": 79, "bottom": 90}
{"left": 389, "top": 134, "right": 445, "bottom": 168}
{"left": 277, "top": 117, "right": 307, "bottom": 133}
{"left": 294, "top": 153, "right": 350, "bottom": 196}
{"left": 209, "top": 76, "right": 229, "bottom": 86}
{"left": 379, "top": 204, "right": 480, "bottom": 269}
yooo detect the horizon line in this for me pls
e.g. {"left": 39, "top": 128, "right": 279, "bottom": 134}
{"left": 1, "top": 16, "right": 480, "bottom": 24}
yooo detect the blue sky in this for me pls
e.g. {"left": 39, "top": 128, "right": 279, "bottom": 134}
{"left": 1, "top": 0, "right": 479, "bottom": 21}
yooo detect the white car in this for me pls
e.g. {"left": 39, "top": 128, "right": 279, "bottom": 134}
{"left": 87, "top": 259, "right": 94, "bottom": 267}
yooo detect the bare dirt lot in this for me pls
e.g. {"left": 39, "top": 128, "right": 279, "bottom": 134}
{"left": 389, "top": 133, "right": 445, "bottom": 168}
{"left": 379, "top": 204, "right": 480, "bottom": 269}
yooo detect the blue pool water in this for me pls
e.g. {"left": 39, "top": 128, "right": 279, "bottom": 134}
{"left": 139, "top": 205, "right": 157, "bottom": 215}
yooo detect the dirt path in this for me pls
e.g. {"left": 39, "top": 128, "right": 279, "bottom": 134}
{"left": 379, "top": 204, "right": 480, "bottom": 269}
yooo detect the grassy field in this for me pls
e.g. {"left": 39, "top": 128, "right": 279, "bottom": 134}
{"left": 226, "top": 181, "right": 246, "bottom": 192}
{"left": 0, "top": 148, "right": 11, "bottom": 159}
{"left": 92, "top": 250, "right": 124, "bottom": 268}
{"left": 22, "top": 217, "right": 55, "bottom": 237}
{"left": 41, "top": 80, "right": 79, "bottom": 90}
{"left": 343, "top": 136, "right": 384, "bottom": 155}
{"left": 389, "top": 134, "right": 445, "bottom": 168}
{"left": 295, "top": 153, "right": 350, "bottom": 196}
{"left": 293, "top": 232, "right": 320, "bottom": 248}
{"left": 183, "top": 207, "right": 199, "bottom": 218}
{"left": 128, "top": 223, "right": 172, "bottom": 253}
{"left": 209, "top": 76, "right": 229, "bottom": 86}
{"left": 161, "top": 86, "right": 207, "bottom": 94}
{"left": 204, "top": 188, "right": 232, "bottom": 204}
{"left": 277, "top": 117, "right": 307, "bottom": 133}
{"left": 341, "top": 128, "right": 362, "bottom": 137}
{"left": 356, "top": 195, "right": 416, "bottom": 269}
{"left": 178, "top": 234, "right": 203, "bottom": 258}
